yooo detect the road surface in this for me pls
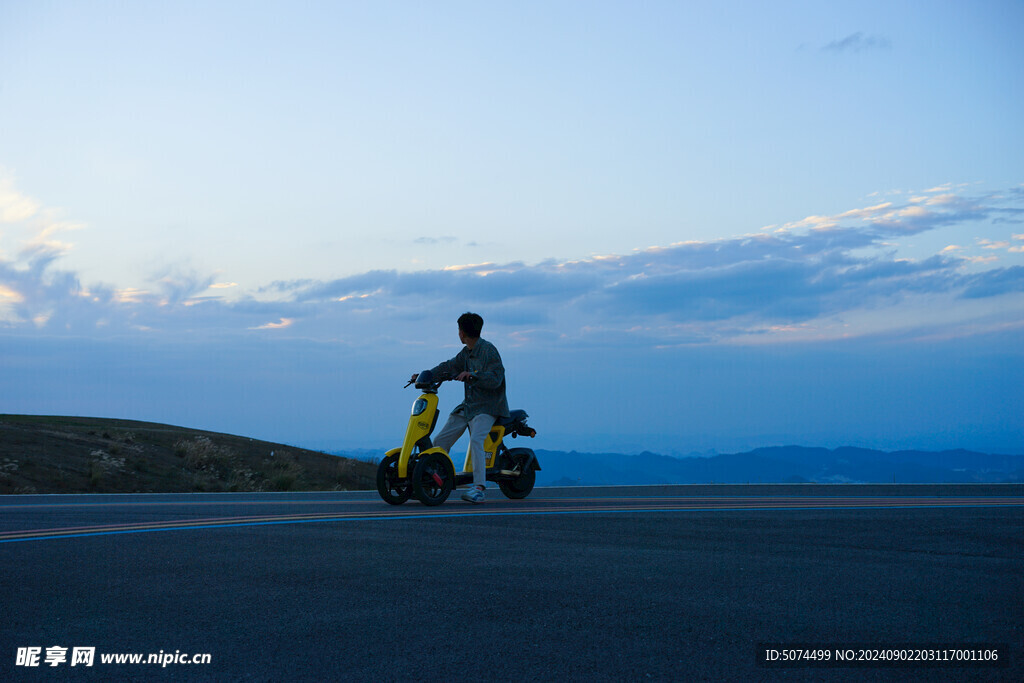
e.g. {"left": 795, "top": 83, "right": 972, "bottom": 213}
{"left": 2, "top": 484, "right": 1021, "bottom": 680}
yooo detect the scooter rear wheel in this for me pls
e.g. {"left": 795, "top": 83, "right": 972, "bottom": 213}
{"left": 412, "top": 452, "right": 455, "bottom": 506}
{"left": 376, "top": 453, "right": 412, "bottom": 505}
{"left": 498, "top": 448, "right": 536, "bottom": 499}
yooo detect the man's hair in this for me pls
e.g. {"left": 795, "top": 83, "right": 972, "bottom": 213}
{"left": 458, "top": 312, "right": 484, "bottom": 339}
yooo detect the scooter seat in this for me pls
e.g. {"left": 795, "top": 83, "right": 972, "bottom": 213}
{"left": 496, "top": 410, "right": 528, "bottom": 427}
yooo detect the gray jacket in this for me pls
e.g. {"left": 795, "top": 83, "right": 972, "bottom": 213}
{"left": 430, "top": 338, "right": 510, "bottom": 419}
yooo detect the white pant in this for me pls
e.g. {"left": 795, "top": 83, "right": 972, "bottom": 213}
{"left": 432, "top": 413, "right": 495, "bottom": 487}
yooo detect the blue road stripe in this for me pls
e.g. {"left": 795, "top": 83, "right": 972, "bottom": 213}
{"left": 2, "top": 502, "right": 1021, "bottom": 544}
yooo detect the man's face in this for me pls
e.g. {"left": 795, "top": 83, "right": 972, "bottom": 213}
{"left": 458, "top": 327, "right": 467, "bottom": 345}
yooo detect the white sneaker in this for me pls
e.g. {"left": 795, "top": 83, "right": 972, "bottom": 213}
{"left": 461, "top": 484, "right": 485, "bottom": 504}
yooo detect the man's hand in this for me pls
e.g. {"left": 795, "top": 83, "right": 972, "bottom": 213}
{"left": 455, "top": 371, "right": 474, "bottom": 382}
{"left": 410, "top": 373, "right": 419, "bottom": 383}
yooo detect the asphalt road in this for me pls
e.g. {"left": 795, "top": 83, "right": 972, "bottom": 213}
{"left": 1, "top": 484, "right": 1022, "bottom": 681}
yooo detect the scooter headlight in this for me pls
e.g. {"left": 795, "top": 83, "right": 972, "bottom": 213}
{"left": 411, "top": 398, "right": 428, "bottom": 416}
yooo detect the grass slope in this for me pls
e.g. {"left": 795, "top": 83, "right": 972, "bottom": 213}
{"left": 0, "top": 415, "right": 376, "bottom": 494}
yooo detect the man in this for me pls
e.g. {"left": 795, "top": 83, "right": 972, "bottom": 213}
{"left": 411, "top": 312, "right": 509, "bottom": 503}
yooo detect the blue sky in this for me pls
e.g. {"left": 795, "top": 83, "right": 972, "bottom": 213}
{"left": 1, "top": 1, "right": 1022, "bottom": 454}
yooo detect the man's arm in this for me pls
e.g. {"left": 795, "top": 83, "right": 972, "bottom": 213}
{"left": 430, "top": 350, "right": 466, "bottom": 381}
{"left": 469, "top": 344, "right": 505, "bottom": 390}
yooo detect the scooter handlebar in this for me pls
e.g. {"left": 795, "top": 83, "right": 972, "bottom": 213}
{"left": 408, "top": 370, "right": 445, "bottom": 389}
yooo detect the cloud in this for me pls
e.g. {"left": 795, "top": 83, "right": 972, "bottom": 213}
{"left": 0, "top": 176, "right": 41, "bottom": 223}
{"left": 976, "top": 235, "right": 1024, "bottom": 253}
{"left": 245, "top": 186, "right": 1024, "bottom": 345}
{"left": 0, "top": 283, "right": 24, "bottom": 304}
{"left": 588, "top": 244, "right": 963, "bottom": 334}
{"left": 150, "top": 265, "right": 217, "bottom": 305}
{"left": 776, "top": 192, "right": 995, "bottom": 238}
{"left": 992, "top": 213, "right": 1024, "bottom": 225}
{"left": 414, "top": 236, "right": 458, "bottom": 246}
{"left": 960, "top": 266, "right": 1024, "bottom": 299}
{"left": 250, "top": 318, "right": 294, "bottom": 330}
{"left": 2, "top": 181, "right": 1022, "bottom": 348}
{"left": 821, "top": 32, "right": 891, "bottom": 54}
{"left": 0, "top": 172, "right": 83, "bottom": 263}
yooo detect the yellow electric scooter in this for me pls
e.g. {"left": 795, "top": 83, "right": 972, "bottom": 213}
{"left": 375, "top": 370, "right": 540, "bottom": 506}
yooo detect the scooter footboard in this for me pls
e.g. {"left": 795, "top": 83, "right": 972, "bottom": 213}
{"left": 491, "top": 448, "right": 540, "bottom": 479}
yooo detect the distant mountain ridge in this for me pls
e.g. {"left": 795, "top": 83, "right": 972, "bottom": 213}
{"left": 7, "top": 416, "right": 1019, "bottom": 494}
{"left": 526, "top": 446, "right": 1024, "bottom": 486}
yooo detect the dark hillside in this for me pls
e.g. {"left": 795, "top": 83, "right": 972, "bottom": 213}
{"left": 0, "top": 415, "right": 375, "bottom": 494}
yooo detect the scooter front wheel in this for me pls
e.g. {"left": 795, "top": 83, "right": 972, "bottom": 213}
{"left": 412, "top": 452, "right": 455, "bottom": 506}
{"left": 377, "top": 453, "right": 412, "bottom": 505}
